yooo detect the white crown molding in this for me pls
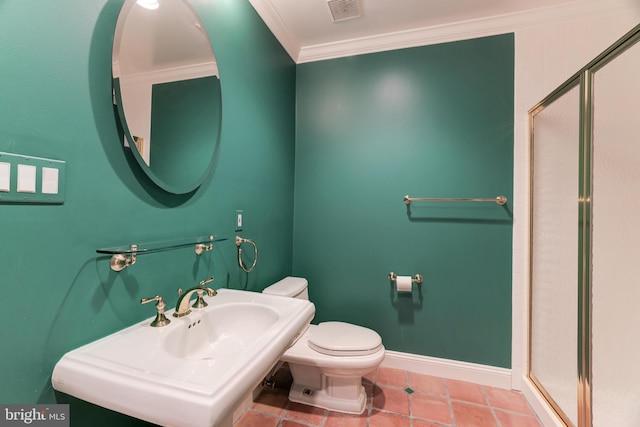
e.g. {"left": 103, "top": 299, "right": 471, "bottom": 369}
{"left": 248, "top": 0, "right": 301, "bottom": 62}
{"left": 250, "top": 0, "right": 639, "bottom": 64}
{"left": 120, "top": 62, "right": 218, "bottom": 85}
{"left": 297, "top": 18, "right": 511, "bottom": 64}
{"left": 299, "top": 0, "right": 639, "bottom": 63}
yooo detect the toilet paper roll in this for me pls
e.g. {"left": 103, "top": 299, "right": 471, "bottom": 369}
{"left": 396, "top": 275, "right": 413, "bottom": 293}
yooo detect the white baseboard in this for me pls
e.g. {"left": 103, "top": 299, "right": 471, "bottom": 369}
{"left": 381, "top": 350, "right": 512, "bottom": 390}
{"left": 521, "top": 377, "right": 565, "bottom": 427}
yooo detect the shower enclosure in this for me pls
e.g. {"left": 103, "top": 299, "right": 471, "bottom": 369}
{"left": 529, "top": 23, "right": 640, "bottom": 427}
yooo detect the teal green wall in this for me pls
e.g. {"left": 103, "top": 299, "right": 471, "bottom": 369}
{"left": 150, "top": 76, "right": 222, "bottom": 192}
{"left": 0, "top": 0, "right": 295, "bottom": 416}
{"left": 0, "top": 0, "right": 515, "bottom": 422}
{"left": 293, "top": 34, "right": 514, "bottom": 368}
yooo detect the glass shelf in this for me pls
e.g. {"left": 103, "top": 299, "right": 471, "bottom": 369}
{"left": 96, "top": 234, "right": 227, "bottom": 271}
{"left": 97, "top": 235, "right": 227, "bottom": 255}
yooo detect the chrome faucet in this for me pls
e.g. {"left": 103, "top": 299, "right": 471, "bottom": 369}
{"left": 173, "top": 277, "right": 216, "bottom": 318}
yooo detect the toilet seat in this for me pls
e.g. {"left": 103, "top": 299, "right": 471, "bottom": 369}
{"left": 308, "top": 322, "right": 383, "bottom": 357}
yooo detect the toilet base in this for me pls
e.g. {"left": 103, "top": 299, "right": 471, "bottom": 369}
{"left": 288, "top": 380, "right": 367, "bottom": 414}
{"left": 278, "top": 323, "right": 384, "bottom": 415}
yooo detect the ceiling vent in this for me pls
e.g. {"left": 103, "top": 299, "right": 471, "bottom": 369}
{"left": 327, "top": 0, "right": 361, "bottom": 23}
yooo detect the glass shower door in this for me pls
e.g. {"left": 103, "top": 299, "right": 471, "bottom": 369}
{"left": 529, "top": 83, "right": 581, "bottom": 426}
{"left": 590, "top": 36, "right": 640, "bottom": 427}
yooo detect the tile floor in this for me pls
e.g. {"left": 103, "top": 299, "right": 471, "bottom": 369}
{"left": 235, "top": 365, "right": 543, "bottom": 427}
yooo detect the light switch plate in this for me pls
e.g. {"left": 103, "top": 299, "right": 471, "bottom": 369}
{"left": 17, "top": 164, "right": 37, "bottom": 193}
{"left": 0, "top": 162, "right": 10, "bottom": 192}
{"left": 42, "top": 167, "right": 59, "bottom": 194}
{"left": 0, "top": 152, "right": 65, "bottom": 203}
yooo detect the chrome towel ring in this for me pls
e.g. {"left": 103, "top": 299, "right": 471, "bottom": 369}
{"left": 235, "top": 236, "right": 258, "bottom": 273}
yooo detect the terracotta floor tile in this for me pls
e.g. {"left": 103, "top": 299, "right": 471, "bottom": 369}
{"left": 446, "top": 379, "right": 487, "bottom": 405}
{"left": 372, "top": 385, "right": 410, "bottom": 415}
{"left": 365, "top": 383, "right": 375, "bottom": 407}
{"left": 412, "top": 419, "right": 448, "bottom": 427}
{"left": 451, "top": 401, "right": 498, "bottom": 427}
{"left": 411, "top": 393, "right": 452, "bottom": 425}
{"left": 495, "top": 409, "right": 543, "bottom": 427}
{"left": 240, "top": 366, "right": 545, "bottom": 427}
{"left": 363, "top": 369, "right": 376, "bottom": 384}
{"left": 234, "top": 410, "right": 280, "bottom": 427}
{"left": 368, "top": 410, "right": 411, "bottom": 427}
{"left": 281, "top": 420, "right": 312, "bottom": 427}
{"left": 285, "top": 402, "right": 326, "bottom": 426}
{"left": 409, "top": 372, "right": 447, "bottom": 397}
{"left": 324, "top": 411, "right": 368, "bottom": 427}
{"left": 375, "top": 366, "right": 409, "bottom": 388}
{"left": 483, "top": 386, "right": 533, "bottom": 415}
{"left": 251, "top": 388, "right": 289, "bottom": 416}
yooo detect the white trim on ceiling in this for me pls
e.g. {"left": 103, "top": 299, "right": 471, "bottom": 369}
{"left": 249, "top": 0, "right": 635, "bottom": 63}
{"left": 118, "top": 62, "right": 219, "bottom": 85}
{"left": 247, "top": 0, "right": 301, "bottom": 61}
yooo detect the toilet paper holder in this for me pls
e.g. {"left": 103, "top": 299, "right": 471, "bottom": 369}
{"left": 388, "top": 272, "right": 423, "bottom": 285}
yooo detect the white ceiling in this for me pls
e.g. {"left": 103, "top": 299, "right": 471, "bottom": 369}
{"left": 249, "top": 0, "right": 586, "bottom": 62}
{"left": 115, "top": 0, "right": 218, "bottom": 78}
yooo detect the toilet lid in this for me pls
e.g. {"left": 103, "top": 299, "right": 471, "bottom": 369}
{"left": 308, "top": 322, "right": 382, "bottom": 356}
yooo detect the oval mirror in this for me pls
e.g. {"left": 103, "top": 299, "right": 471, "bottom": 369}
{"left": 112, "top": 0, "right": 221, "bottom": 194}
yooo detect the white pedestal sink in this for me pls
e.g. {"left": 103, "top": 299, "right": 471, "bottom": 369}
{"left": 52, "top": 289, "right": 315, "bottom": 427}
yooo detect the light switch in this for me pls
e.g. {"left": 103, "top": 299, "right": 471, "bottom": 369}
{"left": 17, "top": 164, "right": 36, "bottom": 193}
{"left": 235, "top": 210, "right": 243, "bottom": 231}
{"left": 42, "top": 167, "right": 59, "bottom": 195}
{"left": 0, "top": 162, "right": 10, "bottom": 192}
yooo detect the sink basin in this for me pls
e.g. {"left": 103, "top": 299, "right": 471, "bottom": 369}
{"left": 52, "top": 289, "right": 315, "bottom": 427}
{"left": 164, "top": 303, "right": 280, "bottom": 361}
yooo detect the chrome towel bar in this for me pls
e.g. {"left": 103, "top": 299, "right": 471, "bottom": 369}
{"left": 403, "top": 195, "right": 507, "bottom": 206}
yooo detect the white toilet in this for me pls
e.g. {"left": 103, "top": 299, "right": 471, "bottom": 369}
{"left": 262, "top": 277, "right": 385, "bottom": 414}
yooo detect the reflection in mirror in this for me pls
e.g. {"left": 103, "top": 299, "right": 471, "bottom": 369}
{"left": 113, "top": 0, "right": 221, "bottom": 194}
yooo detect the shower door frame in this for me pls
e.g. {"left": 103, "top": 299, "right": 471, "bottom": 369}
{"left": 528, "top": 23, "right": 640, "bottom": 427}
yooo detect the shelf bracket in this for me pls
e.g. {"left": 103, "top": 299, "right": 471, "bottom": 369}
{"left": 110, "top": 244, "right": 138, "bottom": 272}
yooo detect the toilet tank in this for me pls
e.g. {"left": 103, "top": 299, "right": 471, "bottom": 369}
{"left": 262, "top": 277, "right": 309, "bottom": 300}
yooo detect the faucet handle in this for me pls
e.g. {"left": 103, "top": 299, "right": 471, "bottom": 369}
{"left": 141, "top": 295, "right": 164, "bottom": 305}
{"left": 140, "top": 295, "right": 171, "bottom": 327}
{"left": 198, "top": 276, "right": 214, "bottom": 287}
{"left": 193, "top": 277, "right": 216, "bottom": 308}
